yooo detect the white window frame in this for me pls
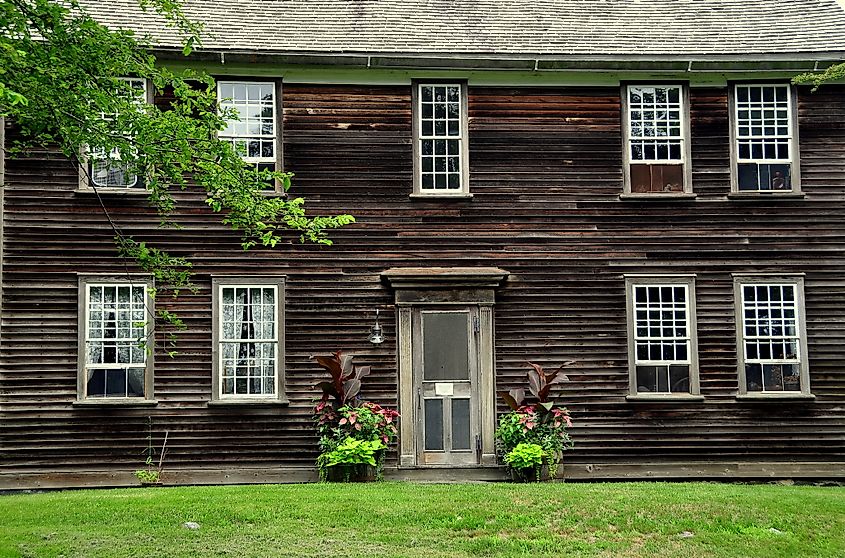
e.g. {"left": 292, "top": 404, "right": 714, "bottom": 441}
{"left": 76, "top": 275, "right": 154, "bottom": 402}
{"left": 412, "top": 82, "right": 470, "bottom": 197}
{"left": 621, "top": 83, "right": 693, "bottom": 196}
{"left": 625, "top": 275, "right": 702, "bottom": 400}
{"left": 211, "top": 276, "right": 287, "bottom": 404}
{"left": 733, "top": 274, "right": 812, "bottom": 399}
{"left": 729, "top": 83, "right": 801, "bottom": 194}
{"left": 217, "top": 80, "right": 284, "bottom": 193}
{"left": 79, "top": 77, "right": 151, "bottom": 191}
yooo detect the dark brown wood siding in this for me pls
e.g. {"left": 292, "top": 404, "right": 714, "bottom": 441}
{"left": 2, "top": 83, "right": 844, "bottom": 484}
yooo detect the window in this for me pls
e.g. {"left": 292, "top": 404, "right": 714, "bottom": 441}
{"left": 77, "top": 276, "right": 153, "bottom": 400}
{"left": 623, "top": 84, "right": 691, "bottom": 195}
{"left": 83, "top": 77, "right": 148, "bottom": 190}
{"left": 211, "top": 276, "right": 287, "bottom": 403}
{"left": 731, "top": 84, "right": 800, "bottom": 193}
{"left": 625, "top": 276, "right": 701, "bottom": 398}
{"left": 413, "top": 83, "right": 469, "bottom": 196}
{"left": 218, "top": 81, "right": 282, "bottom": 189}
{"left": 734, "top": 276, "right": 811, "bottom": 396}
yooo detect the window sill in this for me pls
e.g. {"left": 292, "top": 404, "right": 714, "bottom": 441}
{"left": 75, "top": 188, "right": 150, "bottom": 196}
{"left": 73, "top": 399, "right": 158, "bottom": 407}
{"left": 736, "top": 393, "right": 816, "bottom": 401}
{"left": 626, "top": 394, "right": 705, "bottom": 402}
{"left": 409, "top": 193, "right": 473, "bottom": 200}
{"left": 619, "top": 193, "right": 697, "bottom": 201}
{"left": 727, "top": 192, "right": 805, "bottom": 200}
{"left": 207, "top": 399, "right": 290, "bottom": 407}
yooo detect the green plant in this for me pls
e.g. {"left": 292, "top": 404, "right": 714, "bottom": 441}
{"left": 495, "top": 361, "right": 575, "bottom": 478}
{"left": 503, "top": 443, "right": 545, "bottom": 470}
{"left": 134, "top": 417, "right": 168, "bottom": 485}
{"left": 316, "top": 436, "right": 386, "bottom": 482}
{"left": 312, "top": 351, "right": 399, "bottom": 481}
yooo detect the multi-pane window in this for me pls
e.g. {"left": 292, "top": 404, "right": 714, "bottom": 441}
{"left": 212, "top": 277, "right": 286, "bottom": 401}
{"left": 625, "top": 85, "right": 688, "bottom": 194}
{"left": 218, "top": 81, "right": 278, "bottom": 174}
{"left": 733, "top": 84, "right": 796, "bottom": 192}
{"left": 626, "top": 277, "right": 699, "bottom": 396}
{"left": 81, "top": 281, "right": 150, "bottom": 399}
{"left": 415, "top": 83, "right": 467, "bottom": 194}
{"left": 736, "top": 280, "right": 808, "bottom": 393}
{"left": 88, "top": 77, "right": 147, "bottom": 189}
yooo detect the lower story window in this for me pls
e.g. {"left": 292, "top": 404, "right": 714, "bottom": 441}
{"left": 212, "top": 277, "right": 287, "bottom": 402}
{"left": 78, "top": 278, "right": 152, "bottom": 399}
{"left": 735, "top": 276, "right": 810, "bottom": 394}
{"left": 626, "top": 276, "right": 700, "bottom": 396}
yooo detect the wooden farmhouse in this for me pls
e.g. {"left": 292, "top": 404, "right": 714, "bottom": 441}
{"left": 2, "top": 0, "right": 845, "bottom": 489}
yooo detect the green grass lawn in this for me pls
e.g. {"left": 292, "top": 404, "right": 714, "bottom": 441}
{"left": 1, "top": 482, "right": 843, "bottom": 558}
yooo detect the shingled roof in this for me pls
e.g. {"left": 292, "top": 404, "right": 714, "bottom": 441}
{"left": 82, "top": 0, "right": 845, "bottom": 60}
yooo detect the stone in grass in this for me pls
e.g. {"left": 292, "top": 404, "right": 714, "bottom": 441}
{"left": 182, "top": 522, "right": 201, "bottom": 530}
{"left": 678, "top": 531, "right": 695, "bottom": 538}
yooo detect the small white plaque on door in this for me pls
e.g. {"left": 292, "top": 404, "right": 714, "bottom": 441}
{"left": 434, "top": 383, "right": 454, "bottom": 396}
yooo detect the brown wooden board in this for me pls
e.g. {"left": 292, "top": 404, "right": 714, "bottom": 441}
{"left": 1, "top": 84, "right": 844, "bottom": 487}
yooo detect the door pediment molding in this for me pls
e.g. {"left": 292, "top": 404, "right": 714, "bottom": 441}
{"left": 382, "top": 267, "right": 509, "bottom": 305}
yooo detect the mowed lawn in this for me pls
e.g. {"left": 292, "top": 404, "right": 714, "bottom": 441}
{"left": 1, "top": 482, "right": 843, "bottom": 558}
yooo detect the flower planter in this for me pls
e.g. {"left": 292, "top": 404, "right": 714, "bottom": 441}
{"left": 510, "top": 463, "right": 553, "bottom": 483}
{"left": 324, "top": 463, "right": 378, "bottom": 483}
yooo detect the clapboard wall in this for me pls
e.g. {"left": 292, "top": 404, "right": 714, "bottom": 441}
{"left": 1, "top": 83, "right": 844, "bottom": 487}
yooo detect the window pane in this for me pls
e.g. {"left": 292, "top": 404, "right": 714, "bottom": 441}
{"left": 451, "top": 398, "right": 471, "bottom": 451}
{"left": 632, "top": 282, "right": 692, "bottom": 394}
{"left": 219, "top": 82, "right": 276, "bottom": 172}
{"left": 419, "top": 84, "right": 463, "bottom": 191}
{"left": 740, "top": 282, "right": 802, "bottom": 392}
{"left": 424, "top": 399, "right": 444, "bottom": 451}
{"left": 423, "top": 312, "right": 469, "bottom": 381}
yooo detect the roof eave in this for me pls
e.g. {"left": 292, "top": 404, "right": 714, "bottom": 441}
{"left": 152, "top": 47, "right": 845, "bottom": 72}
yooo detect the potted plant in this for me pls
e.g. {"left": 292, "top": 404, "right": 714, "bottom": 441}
{"left": 495, "top": 361, "right": 575, "bottom": 482}
{"left": 312, "top": 351, "right": 399, "bottom": 482}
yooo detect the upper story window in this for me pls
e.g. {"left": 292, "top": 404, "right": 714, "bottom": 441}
{"left": 218, "top": 81, "right": 282, "bottom": 190}
{"left": 211, "top": 276, "right": 288, "bottom": 404}
{"left": 413, "top": 83, "right": 469, "bottom": 197}
{"left": 84, "top": 77, "right": 148, "bottom": 190}
{"left": 731, "top": 84, "right": 800, "bottom": 193}
{"left": 623, "top": 84, "right": 691, "bottom": 195}
{"left": 625, "top": 276, "right": 701, "bottom": 399}
{"left": 78, "top": 276, "right": 153, "bottom": 401}
{"left": 734, "top": 276, "right": 811, "bottom": 397}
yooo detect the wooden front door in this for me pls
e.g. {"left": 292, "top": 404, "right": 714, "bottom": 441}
{"left": 412, "top": 307, "right": 480, "bottom": 466}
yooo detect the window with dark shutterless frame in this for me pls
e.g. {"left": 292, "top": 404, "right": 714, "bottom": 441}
{"left": 735, "top": 276, "right": 810, "bottom": 395}
{"left": 623, "top": 84, "right": 690, "bottom": 194}
{"left": 414, "top": 83, "right": 468, "bottom": 195}
{"left": 626, "top": 276, "right": 700, "bottom": 397}
{"left": 732, "top": 84, "right": 798, "bottom": 193}
{"left": 78, "top": 277, "right": 153, "bottom": 400}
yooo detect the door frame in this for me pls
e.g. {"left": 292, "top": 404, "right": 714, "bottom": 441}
{"left": 412, "top": 305, "right": 480, "bottom": 466}
{"left": 397, "top": 302, "right": 496, "bottom": 467}
{"left": 382, "top": 267, "right": 509, "bottom": 468}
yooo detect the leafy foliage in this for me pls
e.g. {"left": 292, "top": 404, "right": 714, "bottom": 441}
{"left": 793, "top": 62, "right": 845, "bottom": 90}
{"left": 502, "top": 442, "right": 545, "bottom": 470}
{"left": 495, "top": 361, "right": 575, "bottom": 478}
{"left": 0, "top": 0, "right": 355, "bottom": 337}
{"left": 497, "top": 360, "right": 574, "bottom": 411}
{"left": 313, "top": 401, "right": 398, "bottom": 481}
{"left": 311, "top": 353, "right": 399, "bottom": 481}
{"left": 312, "top": 350, "right": 372, "bottom": 406}
{"left": 317, "top": 437, "right": 385, "bottom": 469}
